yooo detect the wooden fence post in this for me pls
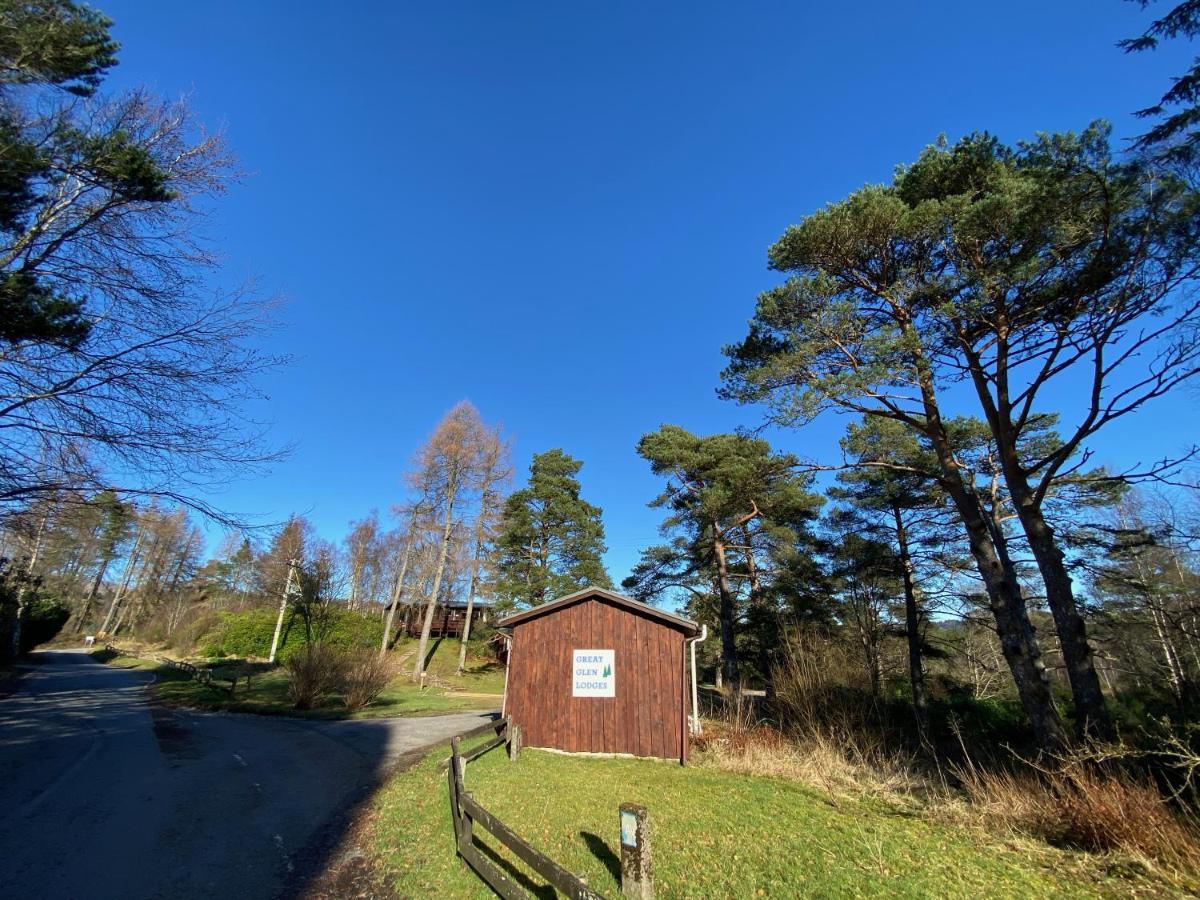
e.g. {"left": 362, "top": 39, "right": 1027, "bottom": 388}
{"left": 507, "top": 723, "right": 522, "bottom": 760}
{"left": 619, "top": 803, "right": 653, "bottom": 900}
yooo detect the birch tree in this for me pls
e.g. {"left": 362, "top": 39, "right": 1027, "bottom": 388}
{"left": 345, "top": 511, "right": 380, "bottom": 612}
{"left": 380, "top": 502, "right": 423, "bottom": 655}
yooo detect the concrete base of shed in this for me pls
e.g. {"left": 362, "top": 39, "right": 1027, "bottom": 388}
{"left": 525, "top": 745, "right": 688, "bottom": 766}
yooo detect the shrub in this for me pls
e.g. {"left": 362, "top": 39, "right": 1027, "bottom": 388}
{"left": 201, "top": 609, "right": 279, "bottom": 658}
{"left": 167, "top": 608, "right": 221, "bottom": 656}
{"left": 286, "top": 641, "right": 348, "bottom": 710}
{"left": 202, "top": 608, "right": 385, "bottom": 660}
{"left": 19, "top": 596, "right": 71, "bottom": 652}
{"left": 341, "top": 648, "right": 394, "bottom": 711}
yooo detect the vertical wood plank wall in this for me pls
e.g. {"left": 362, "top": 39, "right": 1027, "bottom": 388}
{"left": 506, "top": 597, "right": 689, "bottom": 761}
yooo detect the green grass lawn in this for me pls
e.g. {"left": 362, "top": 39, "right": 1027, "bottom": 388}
{"left": 94, "top": 648, "right": 501, "bottom": 719}
{"left": 372, "top": 739, "right": 1183, "bottom": 899}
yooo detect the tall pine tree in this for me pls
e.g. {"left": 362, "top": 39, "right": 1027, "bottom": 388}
{"left": 492, "top": 449, "right": 611, "bottom": 609}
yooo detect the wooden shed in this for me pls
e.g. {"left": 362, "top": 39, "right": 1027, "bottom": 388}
{"left": 496, "top": 587, "right": 702, "bottom": 764}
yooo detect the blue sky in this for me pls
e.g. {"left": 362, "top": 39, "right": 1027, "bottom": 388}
{"left": 99, "top": 1, "right": 1198, "bottom": 579}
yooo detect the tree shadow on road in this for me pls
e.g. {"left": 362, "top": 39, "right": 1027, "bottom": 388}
{"left": 1, "top": 650, "right": 499, "bottom": 900}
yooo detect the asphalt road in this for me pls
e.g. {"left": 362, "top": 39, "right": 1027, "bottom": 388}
{"left": 0, "top": 650, "right": 496, "bottom": 900}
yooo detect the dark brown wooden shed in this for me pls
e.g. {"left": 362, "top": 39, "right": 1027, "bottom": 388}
{"left": 496, "top": 587, "right": 701, "bottom": 764}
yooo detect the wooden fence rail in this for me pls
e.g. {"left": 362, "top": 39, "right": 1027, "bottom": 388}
{"left": 446, "top": 718, "right": 608, "bottom": 900}
{"left": 104, "top": 644, "right": 236, "bottom": 696}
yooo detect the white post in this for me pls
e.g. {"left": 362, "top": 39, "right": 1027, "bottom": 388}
{"left": 268, "top": 559, "right": 297, "bottom": 664}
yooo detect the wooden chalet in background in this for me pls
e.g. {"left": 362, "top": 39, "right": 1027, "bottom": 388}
{"left": 398, "top": 599, "right": 493, "bottom": 639}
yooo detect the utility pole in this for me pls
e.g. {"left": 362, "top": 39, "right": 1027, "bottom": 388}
{"left": 268, "top": 558, "right": 298, "bottom": 664}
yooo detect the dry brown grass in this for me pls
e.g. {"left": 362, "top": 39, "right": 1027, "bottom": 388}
{"left": 946, "top": 755, "right": 1200, "bottom": 884}
{"left": 700, "top": 639, "right": 1200, "bottom": 890}
{"left": 700, "top": 719, "right": 1200, "bottom": 889}
{"left": 695, "top": 721, "right": 927, "bottom": 808}
{"left": 695, "top": 638, "right": 930, "bottom": 804}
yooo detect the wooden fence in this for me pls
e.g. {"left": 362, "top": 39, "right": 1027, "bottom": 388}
{"left": 105, "top": 644, "right": 236, "bottom": 696}
{"left": 447, "top": 718, "right": 610, "bottom": 900}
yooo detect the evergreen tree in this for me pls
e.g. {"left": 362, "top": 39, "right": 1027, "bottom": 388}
{"left": 631, "top": 425, "right": 823, "bottom": 694}
{"left": 492, "top": 449, "right": 611, "bottom": 609}
{"left": 723, "top": 125, "right": 1200, "bottom": 745}
{"left": 1122, "top": 1, "right": 1200, "bottom": 163}
{"left": 831, "top": 419, "right": 949, "bottom": 722}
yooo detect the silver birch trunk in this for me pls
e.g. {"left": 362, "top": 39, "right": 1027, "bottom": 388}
{"left": 268, "top": 560, "right": 296, "bottom": 664}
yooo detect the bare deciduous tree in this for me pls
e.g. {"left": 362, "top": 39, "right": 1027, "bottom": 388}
{"left": 408, "top": 401, "right": 494, "bottom": 683}
{"left": 0, "top": 92, "right": 286, "bottom": 524}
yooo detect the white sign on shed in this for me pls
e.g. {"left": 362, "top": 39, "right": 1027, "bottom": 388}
{"left": 572, "top": 648, "right": 615, "bottom": 697}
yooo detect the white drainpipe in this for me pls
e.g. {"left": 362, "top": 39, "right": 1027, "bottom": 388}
{"left": 686, "top": 625, "right": 708, "bottom": 735}
{"left": 500, "top": 633, "right": 512, "bottom": 718}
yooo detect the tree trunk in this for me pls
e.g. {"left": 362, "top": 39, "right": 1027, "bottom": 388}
{"left": 457, "top": 532, "right": 486, "bottom": 676}
{"left": 955, "top": 482, "right": 1067, "bottom": 752}
{"left": 711, "top": 529, "right": 740, "bottom": 695}
{"left": 114, "top": 534, "right": 167, "bottom": 636}
{"left": 413, "top": 481, "right": 458, "bottom": 682}
{"left": 268, "top": 560, "right": 296, "bottom": 664}
{"left": 12, "top": 503, "right": 53, "bottom": 657}
{"left": 160, "top": 545, "right": 191, "bottom": 636}
{"left": 99, "top": 529, "right": 145, "bottom": 636}
{"left": 75, "top": 553, "right": 113, "bottom": 634}
{"left": 1007, "top": 479, "right": 1113, "bottom": 741}
{"left": 957, "top": 332, "right": 1113, "bottom": 742}
{"left": 908, "top": 339, "right": 1067, "bottom": 753}
{"left": 892, "top": 503, "right": 927, "bottom": 725}
{"left": 381, "top": 511, "right": 419, "bottom": 657}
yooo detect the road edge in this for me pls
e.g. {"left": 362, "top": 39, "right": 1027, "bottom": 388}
{"left": 280, "top": 744, "right": 444, "bottom": 900}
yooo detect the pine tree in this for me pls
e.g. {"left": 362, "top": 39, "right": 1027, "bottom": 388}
{"left": 492, "top": 449, "right": 611, "bottom": 609}
{"left": 631, "top": 425, "right": 823, "bottom": 694}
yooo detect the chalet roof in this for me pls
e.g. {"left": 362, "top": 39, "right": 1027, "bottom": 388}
{"left": 495, "top": 587, "right": 700, "bottom": 636}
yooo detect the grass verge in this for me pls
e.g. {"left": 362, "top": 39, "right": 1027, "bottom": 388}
{"left": 93, "top": 647, "right": 500, "bottom": 720}
{"left": 371, "top": 740, "right": 1181, "bottom": 899}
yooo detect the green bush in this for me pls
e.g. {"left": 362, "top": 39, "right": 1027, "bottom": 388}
{"left": 19, "top": 596, "right": 70, "bottom": 652}
{"left": 201, "top": 607, "right": 384, "bottom": 661}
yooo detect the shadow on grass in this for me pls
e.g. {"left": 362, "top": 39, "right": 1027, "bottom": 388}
{"left": 579, "top": 831, "right": 621, "bottom": 883}
{"left": 461, "top": 660, "right": 504, "bottom": 678}
{"left": 475, "top": 834, "right": 557, "bottom": 900}
{"left": 423, "top": 636, "right": 444, "bottom": 671}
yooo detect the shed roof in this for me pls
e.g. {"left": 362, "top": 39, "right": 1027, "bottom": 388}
{"left": 495, "top": 587, "right": 700, "bottom": 636}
